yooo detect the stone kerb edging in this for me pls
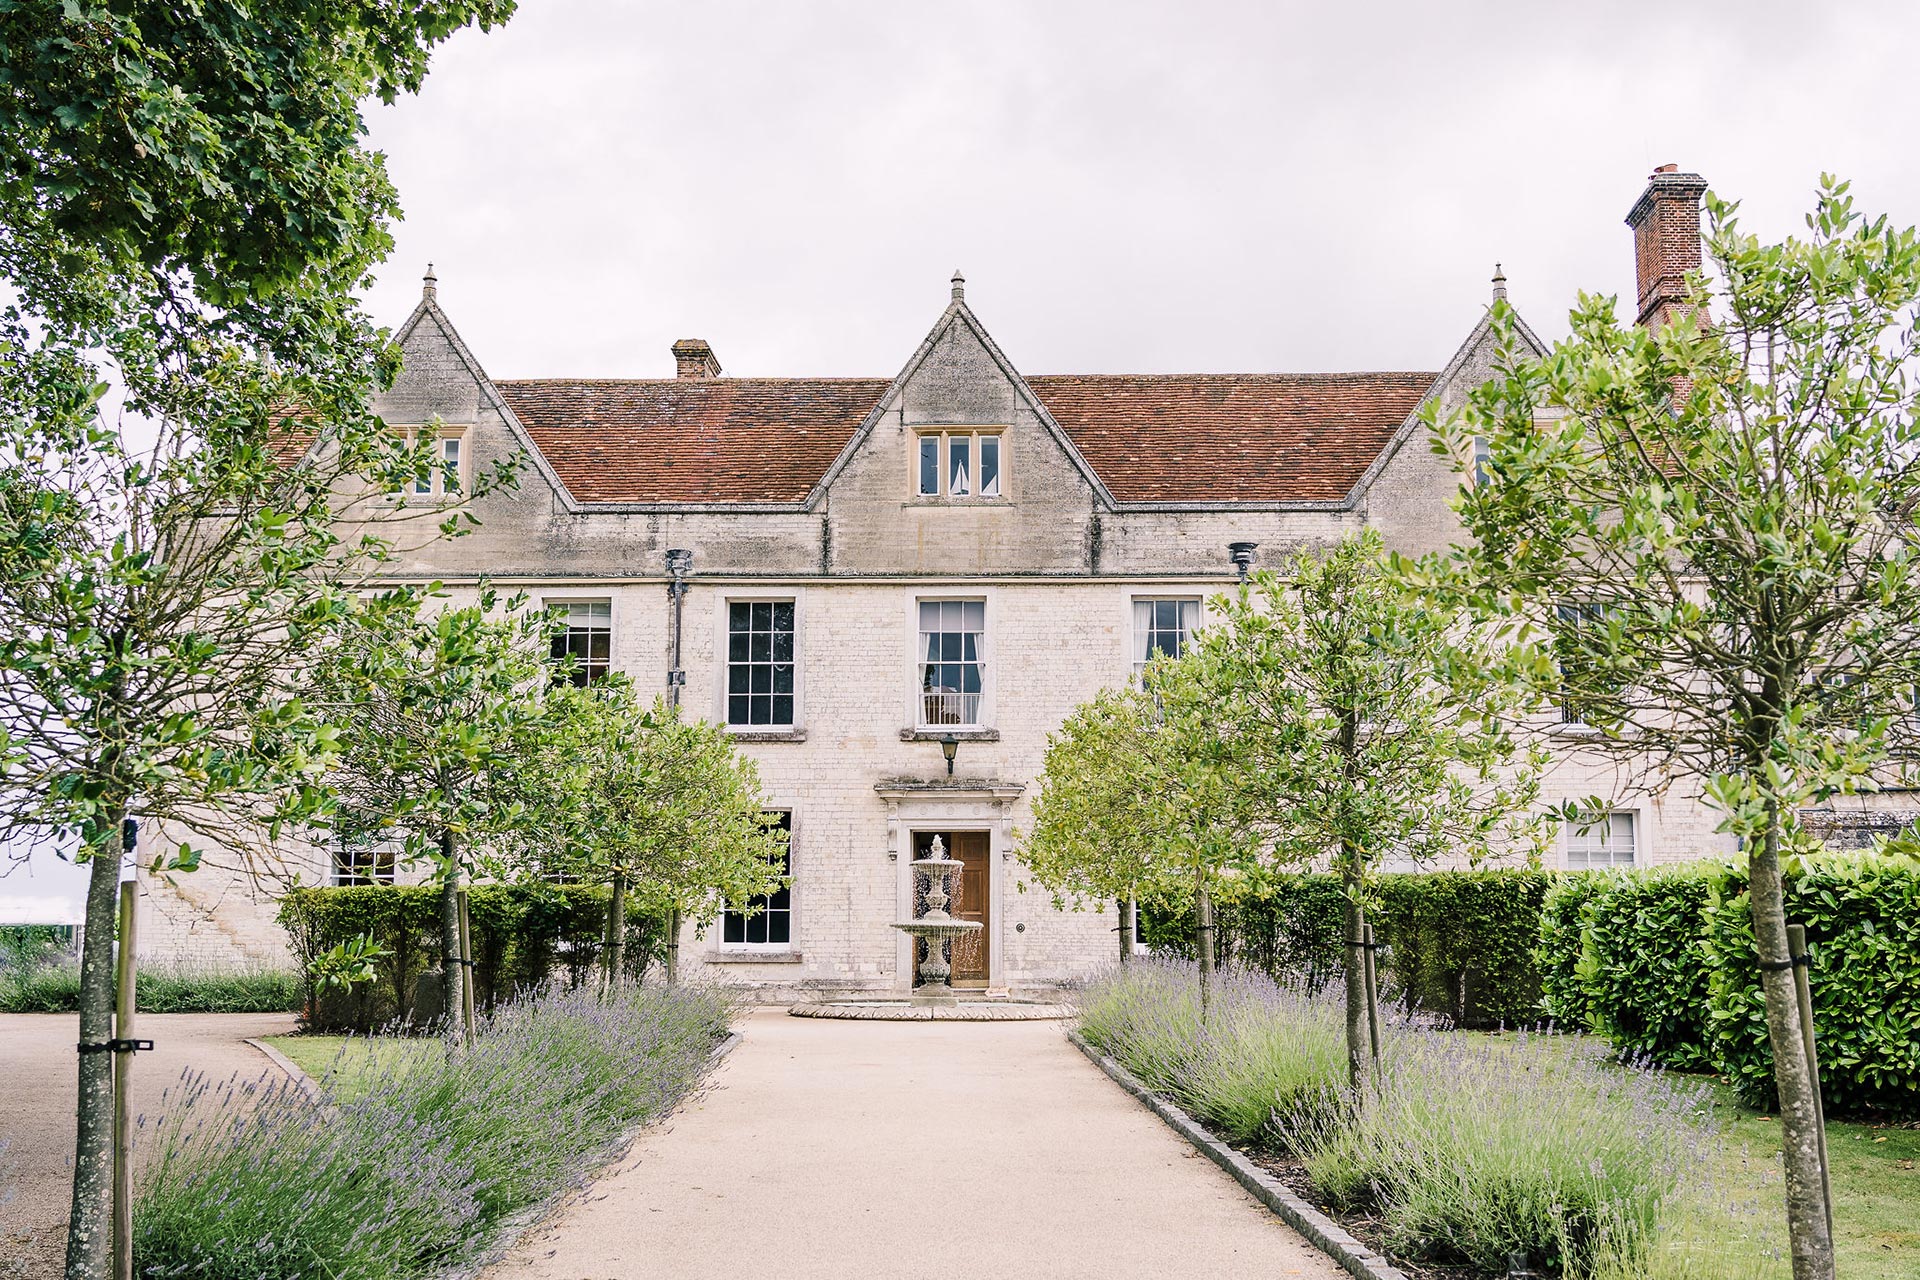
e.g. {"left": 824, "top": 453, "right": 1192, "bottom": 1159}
{"left": 1066, "top": 1029, "right": 1411, "bottom": 1280}
{"left": 243, "top": 1036, "right": 324, "bottom": 1102}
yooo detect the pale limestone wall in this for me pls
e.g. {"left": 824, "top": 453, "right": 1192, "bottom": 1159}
{"left": 137, "top": 292, "right": 1744, "bottom": 988}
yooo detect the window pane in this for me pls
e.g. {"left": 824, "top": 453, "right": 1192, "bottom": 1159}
{"left": 729, "top": 695, "right": 750, "bottom": 723}
{"left": 979, "top": 436, "right": 1000, "bottom": 496}
{"left": 769, "top": 912, "right": 790, "bottom": 944}
{"left": 772, "top": 601, "right": 794, "bottom": 631}
{"left": 772, "top": 694, "right": 793, "bottom": 724}
{"left": 950, "top": 436, "right": 970, "bottom": 495}
{"left": 773, "top": 663, "right": 793, "bottom": 694}
{"left": 919, "top": 436, "right": 939, "bottom": 495}
{"left": 730, "top": 602, "right": 751, "bottom": 629}
{"left": 723, "top": 912, "right": 745, "bottom": 943}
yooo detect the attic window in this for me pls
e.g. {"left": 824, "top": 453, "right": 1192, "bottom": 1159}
{"left": 915, "top": 430, "right": 1004, "bottom": 499}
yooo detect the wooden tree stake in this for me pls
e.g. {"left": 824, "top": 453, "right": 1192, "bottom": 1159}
{"left": 1787, "top": 923, "right": 1834, "bottom": 1243}
{"left": 456, "top": 888, "right": 476, "bottom": 1044}
{"left": 112, "top": 880, "right": 136, "bottom": 1280}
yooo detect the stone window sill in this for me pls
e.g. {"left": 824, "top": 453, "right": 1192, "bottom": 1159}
{"left": 706, "top": 950, "right": 804, "bottom": 964}
{"left": 899, "top": 727, "right": 1000, "bottom": 742}
{"left": 727, "top": 727, "right": 807, "bottom": 743}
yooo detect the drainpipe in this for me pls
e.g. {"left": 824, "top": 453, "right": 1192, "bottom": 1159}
{"left": 663, "top": 547, "right": 693, "bottom": 982}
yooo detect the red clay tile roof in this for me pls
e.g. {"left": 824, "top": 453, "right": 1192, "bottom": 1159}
{"left": 495, "top": 378, "right": 890, "bottom": 503}
{"left": 493, "top": 371, "right": 1436, "bottom": 505}
{"left": 1029, "top": 373, "right": 1436, "bottom": 503}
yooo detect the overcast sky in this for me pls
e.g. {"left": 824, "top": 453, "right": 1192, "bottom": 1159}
{"left": 360, "top": 0, "right": 1919, "bottom": 382}
{"left": 8, "top": 0, "right": 1917, "bottom": 917}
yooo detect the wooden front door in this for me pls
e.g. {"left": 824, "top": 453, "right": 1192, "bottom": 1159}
{"left": 913, "top": 830, "right": 991, "bottom": 987}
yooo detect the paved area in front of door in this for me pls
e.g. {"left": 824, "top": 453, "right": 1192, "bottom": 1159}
{"left": 485, "top": 1008, "right": 1346, "bottom": 1280}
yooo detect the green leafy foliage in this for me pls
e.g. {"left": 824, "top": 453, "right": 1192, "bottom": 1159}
{"left": 1577, "top": 868, "right": 1718, "bottom": 1071}
{"left": 1538, "top": 872, "right": 1611, "bottom": 1033}
{"left": 533, "top": 678, "right": 789, "bottom": 928}
{"left": 0, "top": 961, "right": 300, "bottom": 1013}
{"left": 1148, "top": 869, "right": 1553, "bottom": 1029}
{"left": 1701, "top": 851, "right": 1920, "bottom": 1117}
{"left": 279, "top": 883, "right": 663, "bottom": 1032}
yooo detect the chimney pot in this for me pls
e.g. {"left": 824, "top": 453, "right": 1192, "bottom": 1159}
{"left": 1625, "top": 166, "right": 1708, "bottom": 331}
{"left": 671, "top": 338, "right": 722, "bottom": 379}
{"left": 950, "top": 269, "right": 966, "bottom": 303}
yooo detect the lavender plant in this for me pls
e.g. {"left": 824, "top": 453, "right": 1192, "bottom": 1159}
{"left": 1282, "top": 1031, "right": 1716, "bottom": 1276}
{"left": 132, "top": 981, "right": 731, "bottom": 1279}
{"left": 1078, "top": 958, "right": 1352, "bottom": 1144}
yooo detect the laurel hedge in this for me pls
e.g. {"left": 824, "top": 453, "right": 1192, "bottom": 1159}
{"left": 1141, "top": 869, "right": 1553, "bottom": 1029}
{"left": 278, "top": 884, "right": 667, "bottom": 1031}
{"left": 1541, "top": 852, "right": 1920, "bottom": 1118}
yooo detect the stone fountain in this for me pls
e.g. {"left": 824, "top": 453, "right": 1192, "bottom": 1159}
{"left": 895, "top": 835, "right": 983, "bottom": 1006}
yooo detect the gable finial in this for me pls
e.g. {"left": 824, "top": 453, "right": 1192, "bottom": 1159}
{"left": 950, "top": 269, "right": 965, "bottom": 303}
{"left": 1491, "top": 262, "right": 1507, "bottom": 303}
{"left": 423, "top": 262, "right": 438, "bottom": 302}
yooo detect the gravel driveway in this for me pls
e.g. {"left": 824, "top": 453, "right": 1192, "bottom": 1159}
{"left": 0, "top": 1011, "right": 296, "bottom": 1279}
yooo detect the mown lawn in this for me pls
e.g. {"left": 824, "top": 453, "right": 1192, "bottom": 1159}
{"left": 1467, "top": 1030, "right": 1919, "bottom": 1279}
{"left": 262, "top": 1033, "right": 436, "bottom": 1099}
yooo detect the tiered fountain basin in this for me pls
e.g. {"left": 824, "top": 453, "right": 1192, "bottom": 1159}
{"left": 789, "top": 837, "right": 1073, "bottom": 1022}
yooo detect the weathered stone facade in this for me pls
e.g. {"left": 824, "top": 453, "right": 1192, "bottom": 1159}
{"left": 138, "top": 172, "right": 1752, "bottom": 994}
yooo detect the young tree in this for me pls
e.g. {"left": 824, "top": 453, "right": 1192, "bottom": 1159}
{"left": 1022, "top": 682, "right": 1260, "bottom": 1009}
{"left": 309, "top": 586, "right": 554, "bottom": 1031}
{"left": 540, "top": 681, "right": 789, "bottom": 984}
{"left": 0, "top": 7, "right": 516, "bottom": 1273}
{"left": 1421, "top": 178, "right": 1920, "bottom": 1280}
{"left": 1168, "top": 531, "right": 1546, "bottom": 1083}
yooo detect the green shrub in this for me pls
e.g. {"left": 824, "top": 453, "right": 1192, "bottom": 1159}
{"left": 1538, "top": 873, "right": 1610, "bottom": 1032}
{"left": 0, "top": 923, "right": 74, "bottom": 976}
{"left": 133, "top": 981, "right": 732, "bottom": 1280}
{"left": 0, "top": 961, "right": 300, "bottom": 1013}
{"left": 1578, "top": 867, "right": 1718, "bottom": 1071}
{"left": 279, "top": 883, "right": 666, "bottom": 1031}
{"left": 1145, "top": 869, "right": 1551, "bottom": 1028}
{"left": 1701, "top": 850, "right": 1920, "bottom": 1117}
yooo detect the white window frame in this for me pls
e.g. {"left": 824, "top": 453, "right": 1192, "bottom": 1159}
{"left": 1565, "top": 810, "right": 1638, "bottom": 870}
{"left": 723, "top": 597, "right": 799, "bottom": 730}
{"left": 1131, "top": 596, "right": 1202, "bottom": 682}
{"left": 911, "top": 428, "right": 1006, "bottom": 499}
{"left": 914, "top": 597, "right": 989, "bottom": 729}
{"left": 330, "top": 816, "right": 400, "bottom": 886}
{"left": 546, "top": 599, "right": 613, "bottom": 686}
{"left": 408, "top": 425, "right": 468, "bottom": 497}
{"left": 720, "top": 810, "right": 795, "bottom": 952}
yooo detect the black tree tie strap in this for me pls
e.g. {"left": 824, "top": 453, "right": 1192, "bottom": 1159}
{"left": 77, "top": 1039, "right": 154, "bottom": 1055}
{"left": 1757, "top": 955, "right": 1812, "bottom": 972}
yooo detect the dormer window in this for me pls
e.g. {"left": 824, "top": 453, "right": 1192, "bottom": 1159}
{"left": 915, "top": 430, "right": 1004, "bottom": 499}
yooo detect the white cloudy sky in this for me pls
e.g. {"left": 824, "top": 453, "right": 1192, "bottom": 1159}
{"left": 6, "top": 0, "right": 1916, "bottom": 917}
{"left": 360, "top": 0, "right": 1917, "bottom": 381}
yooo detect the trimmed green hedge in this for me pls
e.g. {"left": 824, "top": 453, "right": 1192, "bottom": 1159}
{"left": 0, "top": 962, "right": 301, "bottom": 1013}
{"left": 1578, "top": 867, "right": 1717, "bottom": 1071}
{"left": 1701, "top": 853, "right": 1920, "bottom": 1116}
{"left": 1143, "top": 869, "right": 1552, "bottom": 1029}
{"left": 278, "top": 884, "right": 666, "bottom": 1032}
{"left": 1539, "top": 852, "right": 1920, "bottom": 1118}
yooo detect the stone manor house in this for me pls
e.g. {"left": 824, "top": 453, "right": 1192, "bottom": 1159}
{"left": 141, "top": 165, "right": 1820, "bottom": 997}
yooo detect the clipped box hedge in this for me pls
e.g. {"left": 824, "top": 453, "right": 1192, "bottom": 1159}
{"left": 278, "top": 883, "right": 665, "bottom": 1032}
{"left": 1539, "top": 852, "right": 1920, "bottom": 1119}
{"left": 1143, "top": 869, "right": 1552, "bottom": 1029}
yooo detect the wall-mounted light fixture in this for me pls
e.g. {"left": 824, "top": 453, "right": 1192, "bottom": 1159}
{"left": 940, "top": 733, "right": 959, "bottom": 776}
{"left": 1228, "top": 541, "right": 1259, "bottom": 582}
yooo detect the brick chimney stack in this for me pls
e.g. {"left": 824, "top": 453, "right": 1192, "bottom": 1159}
{"left": 671, "top": 339, "right": 722, "bottom": 379}
{"left": 1625, "top": 164, "right": 1709, "bottom": 331}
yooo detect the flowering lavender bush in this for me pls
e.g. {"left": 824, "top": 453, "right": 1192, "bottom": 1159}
{"left": 1284, "top": 1031, "right": 1715, "bottom": 1276}
{"left": 1077, "top": 959, "right": 1352, "bottom": 1143}
{"left": 133, "top": 981, "right": 731, "bottom": 1279}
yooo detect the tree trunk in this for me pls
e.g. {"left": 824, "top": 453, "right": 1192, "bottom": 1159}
{"left": 66, "top": 805, "right": 125, "bottom": 1280}
{"left": 1116, "top": 897, "right": 1132, "bottom": 965}
{"left": 604, "top": 874, "right": 627, "bottom": 990}
{"left": 438, "top": 829, "right": 464, "bottom": 1041}
{"left": 1195, "top": 882, "right": 1215, "bottom": 1019}
{"left": 1750, "top": 813, "right": 1836, "bottom": 1280}
{"left": 1340, "top": 854, "right": 1370, "bottom": 1088}
{"left": 665, "top": 904, "right": 681, "bottom": 984}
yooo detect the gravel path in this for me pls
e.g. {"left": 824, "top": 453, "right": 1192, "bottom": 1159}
{"left": 483, "top": 1008, "right": 1346, "bottom": 1280}
{"left": 0, "top": 1011, "right": 296, "bottom": 1279}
